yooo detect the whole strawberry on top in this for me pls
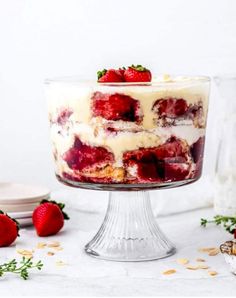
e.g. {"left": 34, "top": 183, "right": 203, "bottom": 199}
{"left": 32, "top": 200, "right": 69, "bottom": 237}
{"left": 0, "top": 210, "right": 19, "bottom": 247}
{"left": 124, "top": 65, "right": 152, "bottom": 82}
{"left": 97, "top": 69, "right": 124, "bottom": 83}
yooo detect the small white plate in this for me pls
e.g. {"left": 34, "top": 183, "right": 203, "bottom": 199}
{"left": 17, "top": 217, "right": 33, "bottom": 227}
{"left": 0, "top": 182, "right": 50, "bottom": 205}
{"left": 0, "top": 202, "right": 38, "bottom": 213}
{"left": 8, "top": 211, "right": 33, "bottom": 219}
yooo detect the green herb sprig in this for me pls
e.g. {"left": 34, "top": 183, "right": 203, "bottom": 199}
{"left": 201, "top": 215, "right": 236, "bottom": 235}
{"left": 0, "top": 257, "right": 43, "bottom": 280}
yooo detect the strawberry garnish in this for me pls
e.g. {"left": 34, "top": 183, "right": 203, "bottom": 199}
{"left": 0, "top": 210, "right": 19, "bottom": 247}
{"left": 124, "top": 64, "right": 152, "bottom": 82}
{"left": 97, "top": 69, "right": 124, "bottom": 83}
{"left": 32, "top": 200, "right": 69, "bottom": 237}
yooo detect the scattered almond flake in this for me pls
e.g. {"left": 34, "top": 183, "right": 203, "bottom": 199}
{"left": 48, "top": 241, "right": 60, "bottom": 248}
{"left": 186, "top": 265, "right": 199, "bottom": 270}
{"left": 208, "top": 270, "right": 218, "bottom": 276}
{"left": 162, "top": 269, "right": 176, "bottom": 275}
{"left": 53, "top": 246, "right": 63, "bottom": 251}
{"left": 177, "top": 258, "right": 189, "bottom": 265}
{"left": 36, "top": 242, "right": 47, "bottom": 249}
{"left": 47, "top": 251, "right": 55, "bottom": 256}
{"left": 196, "top": 258, "right": 206, "bottom": 262}
{"left": 198, "top": 247, "right": 217, "bottom": 253}
{"left": 17, "top": 249, "right": 33, "bottom": 256}
{"left": 197, "top": 264, "right": 210, "bottom": 269}
{"left": 208, "top": 248, "right": 220, "bottom": 256}
{"left": 56, "top": 260, "right": 67, "bottom": 267}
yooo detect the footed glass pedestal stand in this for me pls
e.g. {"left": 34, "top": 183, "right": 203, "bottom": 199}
{"left": 85, "top": 191, "right": 176, "bottom": 262}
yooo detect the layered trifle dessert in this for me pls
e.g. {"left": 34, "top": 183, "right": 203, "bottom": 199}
{"left": 46, "top": 66, "right": 210, "bottom": 187}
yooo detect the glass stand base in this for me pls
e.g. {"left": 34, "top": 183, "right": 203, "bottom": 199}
{"left": 85, "top": 191, "right": 176, "bottom": 262}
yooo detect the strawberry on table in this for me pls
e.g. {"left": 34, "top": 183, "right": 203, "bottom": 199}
{"left": 124, "top": 64, "right": 152, "bottom": 82}
{"left": 97, "top": 69, "right": 124, "bottom": 82}
{"left": 32, "top": 200, "right": 69, "bottom": 237}
{"left": 0, "top": 210, "right": 19, "bottom": 247}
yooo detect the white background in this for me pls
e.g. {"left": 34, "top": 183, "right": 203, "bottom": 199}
{"left": 0, "top": 0, "right": 236, "bottom": 190}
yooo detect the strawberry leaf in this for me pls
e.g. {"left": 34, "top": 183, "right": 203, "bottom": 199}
{"left": 130, "top": 64, "right": 148, "bottom": 72}
{"left": 97, "top": 69, "right": 107, "bottom": 80}
{"left": 39, "top": 200, "right": 70, "bottom": 220}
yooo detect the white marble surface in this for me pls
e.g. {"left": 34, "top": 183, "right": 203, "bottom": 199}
{"left": 0, "top": 189, "right": 235, "bottom": 297}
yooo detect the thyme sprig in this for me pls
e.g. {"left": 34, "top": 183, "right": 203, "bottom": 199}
{"left": 201, "top": 215, "right": 236, "bottom": 235}
{"left": 0, "top": 257, "right": 43, "bottom": 280}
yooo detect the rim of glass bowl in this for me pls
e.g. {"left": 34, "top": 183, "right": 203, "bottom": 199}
{"left": 45, "top": 75, "right": 210, "bottom": 87}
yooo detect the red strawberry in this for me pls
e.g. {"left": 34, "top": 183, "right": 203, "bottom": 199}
{"left": 97, "top": 69, "right": 124, "bottom": 82}
{"left": 0, "top": 210, "right": 19, "bottom": 247}
{"left": 32, "top": 200, "right": 69, "bottom": 237}
{"left": 124, "top": 65, "right": 152, "bottom": 82}
{"left": 92, "top": 91, "right": 142, "bottom": 122}
{"left": 63, "top": 136, "right": 114, "bottom": 171}
{"left": 153, "top": 98, "right": 188, "bottom": 118}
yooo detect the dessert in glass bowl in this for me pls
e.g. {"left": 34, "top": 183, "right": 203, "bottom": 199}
{"left": 46, "top": 65, "right": 210, "bottom": 261}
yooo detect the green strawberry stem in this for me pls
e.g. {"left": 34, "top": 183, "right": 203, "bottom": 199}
{"left": 130, "top": 64, "right": 148, "bottom": 72}
{"left": 40, "top": 199, "right": 70, "bottom": 220}
{"left": 97, "top": 69, "right": 107, "bottom": 80}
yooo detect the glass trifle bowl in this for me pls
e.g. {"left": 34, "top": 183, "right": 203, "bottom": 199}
{"left": 45, "top": 75, "right": 210, "bottom": 261}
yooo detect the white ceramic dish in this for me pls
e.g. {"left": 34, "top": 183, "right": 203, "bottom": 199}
{"left": 8, "top": 211, "right": 33, "bottom": 219}
{"left": 0, "top": 182, "right": 50, "bottom": 204}
{"left": 0, "top": 202, "right": 38, "bottom": 213}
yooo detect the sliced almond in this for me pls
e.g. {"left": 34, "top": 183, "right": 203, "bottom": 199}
{"left": 186, "top": 265, "right": 199, "bottom": 270}
{"left": 53, "top": 246, "right": 63, "bottom": 251}
{"left": 47, "top": 251, "right": 55, "bottom": 256}
{"left": 162, "top": 269, "right": 176, "bottom": 275}
{"left": 208, "top": 248, "right": 219, "bottom": 256}
{"left": 196, "top": 258, "right": 206, "bottom": 262}
{"left": 17, "top": 249, "right": 33, "bottom": 256}
{"left": 177, "top": 258, "right": 189, "bottom": 265}
{"left": 36, "top": 242, "right": 47, "bottom": 249}
{"left": 208, "top": 270, "right": 218, "bottom": 276}
{"left": 197, "top": 264, "right": 209, "bottom": 269}
{"left": 56, "top": 260, "right": 67, "bottom": 266}
{"left": 198, "top": 247, "right": 217, "bottom": 253}
{"left": 48, "top": 241, "right": 60, "bottom": 248}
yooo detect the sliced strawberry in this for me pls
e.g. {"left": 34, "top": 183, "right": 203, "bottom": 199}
{"left": 154, "top": 137, "right": 188, "bottom": 160}
{"left": 158, "top": 162, "right": 190, "bottom": 181}
{"left": 124, "top": 65, "right": 152, "bottom": 82}
{"left": 123, "top": 148, "right": 159, "bottom": 182}
{"left": 97, "top": 69, "right": 124, "bottom": 82}
{"left": 56, "top": 109, "right": 73, "bottom": 125}
{"left": 63, "top": 137, "right": 114, "bottom": 171}
{"left": 153, "top": 98, "right": 188, "bottom": 118}
{"left": 92, "top": 92, "right": 142, "bottom": 123}
{"left": 190, "top": 137, "right": 205, "bottom": 163}
{"left": 123, "top": 137, "right": 190, "bottom": 183}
